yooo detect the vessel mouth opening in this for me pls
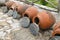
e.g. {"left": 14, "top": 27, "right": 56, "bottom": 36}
{"left": 10, "top": 8, "right": 13, "bottom": 10}
{"left": 34, "top": 17, "right": 39, "bottom": 24}
{"left": 24, "top": 14, "right": 29, "bottom": 17}
{"left": 55, "top": 34, "right": 60, "bottom": 36}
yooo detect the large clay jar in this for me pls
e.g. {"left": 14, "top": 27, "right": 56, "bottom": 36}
{"left": 16, "top": 4, "right": 31, "bottom": 15}
{"left": 23, "top": 6, "right": 39, "bottom": 19}
{"left": 52, "top": 22, "right": 60, "bottom": 37}
{"left": 10, "top": 1, "right": 24, "bottom": 10}
{"left": 5, "top": 1, "right": 15, "bottom": 8}
{"left": 10, "top": 2, "right": 20, "bottom": 10}
{"left": 32, "top": 10, "right": 56, "bottom": 30}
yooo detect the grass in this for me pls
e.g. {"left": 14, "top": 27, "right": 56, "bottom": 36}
{"left": 46, "top": 0, "right": 58, "bottom": 8}
{"left": 28, "top": 0, "right": 58, "bottom": 8}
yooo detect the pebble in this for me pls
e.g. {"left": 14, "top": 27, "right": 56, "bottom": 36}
{"left": 10, "top": 23, "right": 20, "bottom": 31}
{"left": 29, "top": 23, "right": 39, "bottom": 36}
{"left": 0, "top": 31, "right": 7, "bottom": 39}
{"left": 44, "top": 31, "right": 51, "bottom": 37}
{"left": 3, "top": 26, "right": 11, "bottom": 30}
{"left": 12, "top": 10, "right": 21, "bottom": 19}
{"left": 0, "top": 14, "right": 8, "bottom": 20}
{"left": 0, "top": 0, "right": 6, "bottom": 5}
{"left": 19, "top": 17, "right": 30, "bottom": 28}
{"left": 1, "top": 6, "right": 8, "bottom": 13}
{"left": 7, "top": 10, "right": 14, "bottom": 17}
{"left": 0, "top": 21, "right": 9, "bottom": 26}
{"left": 49, "top": 36, "right": 60, "bottom": 40}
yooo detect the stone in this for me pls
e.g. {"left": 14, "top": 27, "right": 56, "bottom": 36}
{"left": 44, "top": 31, "right": 51, "bottom": 37}
{"left": 6, "top": 17, "right": 13, "bottom": 20}
{"left": 0, "top": 31, "right": 7, "bottom": 39}
{"left": 3, "top": 26, "right": 11, "bottom": 31}
{"left": 19, "top": 17, "right": 30, "bottom": 28}
{"left": 10, "top": 23, "right": 20, "bottom": 31}
{"left": 5, "top": 29, "right": 12, "bottom": 34}
{"left": 0, "top": 12, "right": 4, "bottom": 14}
{"left": 10, "top": 30, "right": 21, "bottom": 40}
{"left": 49, "top": 36, "right": 60, "bottom": 40}
{"left": 0, "top": 26, "right": 4, "bottom": 29}
{"left": 6, "top": 17, "right": 19, "bottom": 24}
{"left": 0, "top": 0, "right": 6, "bottom": 5}
{"left": 7, "top": 10, "right": 14, "bottom": 17}
{"left": 1, "top": 6, "right": 8, "bottom": 13}
{"left": 12, "top": 10, "right": 21, "bottom": 19}
{"left": 12, "top": 19, "right": 19, "bottom": 23}
{"left": 29, "top": 23, "right": 39, "bottom": 36}
{"left": 6, "top": 18, "right": 14, "bottom": 24}
{"left": 0, "top": 9, "right": 3, "bottom": 12}
{"left": 0, "top": 14, "right": 8, "bottom": 20}
{"left": 0, "top": 21, "right": 9, "bottom": 26}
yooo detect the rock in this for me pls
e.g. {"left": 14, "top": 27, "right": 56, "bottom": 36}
{"left": 5, "top": 29, "right": 12, "bottom": 34}
{"left": 44, "top": 31, "right": 51, "bottom": 37}
{"left": 1, "top": 6, "right": 8, "bottom": 13}
{"left": 3, "top": 26, "right": 11, "bottom": 31}
{"left": 10, "top": 22, "right": 20, "bottom": 31}
{"left": 0, "top": 14, "right": 8, "bottom": 20}
{"left": 6, "top": 17, "right": 19, "bottom": 24}
{"left": 29, "top": 23, "right": 39, "bottom": 36}
{"left": 2, "top": 14, "right": 8, "bottom": 18}
{"left": 0, "top": 26, "right": 4, "bottom": 29}
{"left": 10, "top": 30, "right": 21, "bottom": 40}
{"left": 7, "top": 10, "right": 14, "bottom": 17}
{"left": 12, "top": 19, "right": 19, "bottom": 23}
{"left": 4, "top": 33, "right": 12, "bottom": 40}
{"left": 6, "top": 18, "right": 14, "bottom": 24}
{"left": 0, "top": 38, "right": 3, "bottom": 40}
{"left": 49, "top": 36, "right": 60, "bottom": 40}
{"left": 0, "top": 31, "right": 7, "bottom": 39}
{"left": 0, "top": 0, "right": 6, "bottom": 5}
{"left": 6, "top": 17, "right": 13, "bottom": 20}
{"left": 0, "top": 21, "right": 9, "bottom": 26}
{"left": 10, "top": 27, "right": 36, "bottom": 40}
{"left": 5, "top": 37, "right": 11, "bottom": 40}
{"left": 0, "top": 12, "right": 4, "bottom": 16}
{"left": 12, "top": 10, "right": 21, "bottom": 19}
{"left": 0, "top": 9, "right": 3, "bottom": 12}
{"left": 19, "top": 17, "right": 30, "bottom": 28}
{"left": 0, "top": 0, "right": 8, "bottom": 5}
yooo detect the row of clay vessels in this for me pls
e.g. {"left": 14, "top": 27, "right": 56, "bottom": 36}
{"left": 5, "top": 1, "right": 60, "bottom": 40}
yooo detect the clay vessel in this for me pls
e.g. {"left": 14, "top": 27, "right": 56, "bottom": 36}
{"left": 5, "top": 1, "right": 15, "bottom": 8}
{"left": 10, "top": 2, "right": 19, "bottom": 10}
{"left": 52, "top": 22, "right": 60, "bottom": 37}
{"left": 23, "top": 6, "right": 39, "bottom": 19}
{"left": 16, "top": 4, "right": 31, "bottom": 15}
{"left": 32, "top": 10, "right": 56, "bottom": 30}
